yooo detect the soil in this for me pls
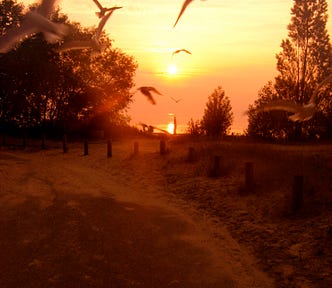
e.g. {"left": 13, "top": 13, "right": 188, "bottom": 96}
{"left": 1, "top": 136, "right": 331, "bottom": 287}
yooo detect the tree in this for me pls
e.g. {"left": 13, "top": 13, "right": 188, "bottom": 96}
{"left": 201, "top": 86, "right": 233, "bottom": 137}
{"left": 186, "top": 118, "right": 202, "bottom": 136}
{"left": 0, "top": 1, "right": 137, "bottom": 137}
{"left": 246, "top": 82, "right": 294, "bottom": 140}
{"left": 0, "top": 0, "right": 23, "bottom": 36}
{"left": 56, "top": 23, "right": 137, "bottom": 135}
{"left": 247, "top": 0, "right": 332, "bottom": 140}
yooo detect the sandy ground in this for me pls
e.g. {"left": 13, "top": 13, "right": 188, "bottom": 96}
{"left": 0, "top": 138, "right": 275, "bottom": 288}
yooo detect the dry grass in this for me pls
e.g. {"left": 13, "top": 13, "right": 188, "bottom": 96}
{"left": 157, "top": 136, "right": 332, "bottom": 288}
{"left": 1, "top": 134, "right": 331, "bottom": 287}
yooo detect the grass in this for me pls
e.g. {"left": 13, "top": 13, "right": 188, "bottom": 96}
{"left": 161, "top": 136, "right": 332, "bottom": 287}
{"left": 1, "top": 133, "right": 331, "bottom": 287}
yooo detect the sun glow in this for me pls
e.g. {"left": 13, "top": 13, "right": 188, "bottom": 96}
{"left": 167, "top": 65, "right": 177, "bottom": 75}
{"left": 167, "top": 123, "right": 175, "bottom": 134}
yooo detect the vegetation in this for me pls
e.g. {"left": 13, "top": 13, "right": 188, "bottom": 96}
{"left": 247, "top": 0, "right": 332, "bottom": 141}
{"left": 200, "top": 86, "right": 233, "bottom": 137}
{"left": 0, "top": 0, "right": 137, "bottom": 139}
{"left": 186, "top": 118, "right": 202, "bottom": 136}
{"left": 186, "top": 86, "right": 233, "bottom": 138}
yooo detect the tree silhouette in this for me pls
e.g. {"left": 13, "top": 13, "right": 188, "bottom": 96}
{"left": 56, "top": 21, "right": 137, "bottom": 135}
{"left": 246, "top": 81, "right": 294, "bottom": 140}
{"left": 247, "top": 0, "right": 332, "bottom": 140}
{"left": 201, "top": 86, "right": 233, "bottom": 138}
{"left": 0, "top": 0, "right": 23, "bottom": 36}
{"left": 0, "top": 1, "right": 137, "bottom": 138}
{"left": 186, "top": 118, "right": 202, "bottom": 136}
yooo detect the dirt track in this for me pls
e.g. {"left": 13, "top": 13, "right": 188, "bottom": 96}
{"left": 0, "top": 139, "right": 275, "bottom": 288}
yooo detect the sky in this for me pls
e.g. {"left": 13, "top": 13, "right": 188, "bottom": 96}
{"left": 22, "top": 0, "right": 332, "bottom": 134}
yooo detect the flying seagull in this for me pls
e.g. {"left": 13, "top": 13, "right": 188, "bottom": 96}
{"left": 170, "top": 97, "right": 182, "bottom": 103}
{"left": 56, "top": 7, "right": 121, "bottom": 54}
{"left": 0, "top": 0, "right": 68, "bottom": 53}
{"left": 172, "top": 48, "right": 192, "bottom": 57}
{"left": 257, "top": 100, "right": 317, "bottom": 122}
{"left": 136, "top": 86, "right": 163, "bottom": 105}
{"left": 173, "top": 0, "right": 206, "bottom": 28}
{"left": 92, "top": 0, "right": 119, "bottom": 18}
{"left": 257, "top": 75, "right": 332, "bottom": 122}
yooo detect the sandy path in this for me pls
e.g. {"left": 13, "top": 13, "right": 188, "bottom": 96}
{"left": 0, "top": 140, "right": 275, "bottom": 288}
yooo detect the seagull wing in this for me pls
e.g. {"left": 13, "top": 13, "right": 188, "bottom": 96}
{"left": 148, "top": 87, "right": 163, "bottom": 95}
{"left": 37, "top": 0, "right": 59, "bottom": 18}
{"left": 181, "top": 49, "right": 192, "bottom": 55}
{"left": 94, "top": 7, "right": 122, "bottom": 39}
{"left": 145, "top": 93, "right": 157, "bottom": 105}
{"left": 171, "top": 97, "right": 182, "bottom": 103}
{"left": 138, "top": 88, "right": 157, "bottom": 105}
{"left": 92, "top": 0, "right": 103, "bottom": 10}
{"left": 310, "top": 74, "right": 332, "bottom": 104}
{"left": 173, "top": 0, "right": 194, "bottom": 28}
{"left": 258, "top": 100, "right": 303, "bottom": 114}
{"left": 172, "top": 48, "right": 192, "bottom": 56}
{"left": 171, "top": 49, "right": 180, "bottom": 57}
{"left": 0, "top": 21, "right": 37, "bottom": 53}
{"left": 0, "top": 0, "right": 63, "bottom": 53}
{"left": 57, "top": 40, "right": 94, "bottom": 52}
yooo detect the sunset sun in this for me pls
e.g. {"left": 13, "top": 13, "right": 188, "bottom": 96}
{"left": 167, "top": 65, "right": 177, "bottom": 75}
{"left": 167, "top": 122, "right": 175, "bottom": 134}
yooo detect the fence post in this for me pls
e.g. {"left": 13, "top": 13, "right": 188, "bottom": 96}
{"left": 84, "top": 140, "right": 88, "bottom": 156}
{"left": 2, "top": 135, "right": 6, "bottom": 146}
{"left": 187, "top": 147, "right": 196, "bottom": 163}
{"left": 134, "top": 141, "right": 139, "bottom": 155}
{"left": 245, "top": 162, "right": 254, "bottom": 192}
{"left": 209, "top": 155, "right": 221, "bottom": 177}
{"left": 41, "top": 133, "right": 46, "bottom": 150}
{"left": 63, "top": 134, "right": 67, "bottom": 153}
{"left": 107, "top": 139, "right": 112, "bottom": 158}
{"left": 160, "top": 140, "right": 166, "bottom": 155}
{"left": 292, "top": 175, "right": 303, "bottom": 213}
{"left": 22, "top": 131, "right": 27, "bottom": 149}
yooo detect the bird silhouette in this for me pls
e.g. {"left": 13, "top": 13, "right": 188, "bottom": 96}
{"left": 173, "top": 0, "right": 206, "bottom": 28}
{"left": 0, "top": 0, "right": 68, "bottom": 53}
{"left": 257, "top": 75, "right": 332, "bottom": 122}
{"left": 137, "top": 86, "right": 163, "bottom": 105}
{"left": 92, "top": 0, "right": 119, "bottom": 18}
{"left": 172, "top": 49, "right": 192, "bottom": 57}
{"left": 56, "top": 7, "right": 121, "bottom": 54}
{"left": 170, "top": 97, "right": 182, "bottom": 103}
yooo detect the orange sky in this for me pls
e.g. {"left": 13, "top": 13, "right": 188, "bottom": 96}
{"left": 23, "top": 0, "right": 332, "bottom": 134}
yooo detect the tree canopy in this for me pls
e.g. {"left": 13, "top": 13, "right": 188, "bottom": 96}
{"left": 247, "top": 0, "right": 332, "bottom": 140}
{"left": 0, "top": 0, "right": 137, "bottom": 138}
{"left": 201, "top": 86, "right": 233, "bottom": 137}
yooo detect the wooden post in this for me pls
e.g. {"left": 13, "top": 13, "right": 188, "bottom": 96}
{"left": 245, "top": 162, "right": 254, "bottom": 192}
{"left": 2, "top": 135, "right": 6, "bottom": 146}
{"left": 62, "top": 134, "right": 67, "bottom": 153}
{"left": 84, "top": 140, "right": 88, "bottom": 156}
{"left": 41, "top": 133, "right": 46, "bottom": 150}
{"left": 292, "top": 175, "right": 303, "bottom": 213}
{"left": 22, "top": 131, "right": 27, "bottom": 149}
{"left": 187, "top": 147, "right": 196, "bottom": 163}
{"left": 107, "top": 139, "right": 112, "bottom": 158}
{"left": 209, "top": 155, "right": 221, "bottom": 177}
{"left": 134, "top": 141, "right": 139, "bottom": 155}
{"left": 160, "top": 140, "right": 166, "bottom": 155}
{"left": 174, "top": 116, "right": 177, "bottom": 135}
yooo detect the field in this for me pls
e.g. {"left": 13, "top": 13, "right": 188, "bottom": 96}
{"left": 0, "top": 134, "right": 331, "bottom": 287}
{"left": 163, "top": 136, "right": 332, "bottom": 288}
